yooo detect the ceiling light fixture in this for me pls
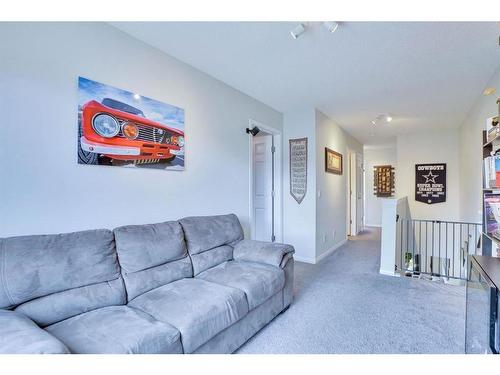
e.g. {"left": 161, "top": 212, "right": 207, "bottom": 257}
{"left": 323, "top": 21, "right": 339, "bottom": 34}
{"left": 372, "top": 114, "right": 393, "bottom": 125}
{"left": 290, "top": 23, "right": 306, "bottom": 39}
{"left": 483, "top": 87, "right": 497, "bottom": 96}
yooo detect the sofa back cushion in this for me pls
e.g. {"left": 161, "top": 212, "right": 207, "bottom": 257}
{"left": 114, "top": 221, "right": 193, "bottom": 300}
{"left": 179, "top": 214, "right": 243, "bottom": 275}
{"left": 0, "top": 229, "right": 125, "bottom": 326}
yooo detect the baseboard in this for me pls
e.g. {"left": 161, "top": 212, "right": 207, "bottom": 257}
{"left": 379, "top": 269, "right": 400, "bottom": 277}
{"left": 293, "top": 255, "right": 316, "bottom": 264}
{"left": 293, "top": 238, "right": 349, "bottom": 265}
{"left": 365, "top": 223, "right": 381, "bottom": 228}
{"left": 315, "top": 238, "right": 348, "bottom": 263}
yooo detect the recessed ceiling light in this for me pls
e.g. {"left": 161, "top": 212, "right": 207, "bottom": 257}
{"left": 290, "top": 23, "right": 306, "bottom": 39}
{"left": 483, "top": 87, "right": 497, "bottom": 96}
{"left": 323, "top": 22, "right": 339, "bottom": 34}
{"left": 133, "top": 93, "right": 141, "bottom": 100}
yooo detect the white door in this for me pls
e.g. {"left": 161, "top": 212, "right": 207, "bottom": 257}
{"left": 252, "top": 134, "right": 274, "bottom": 242}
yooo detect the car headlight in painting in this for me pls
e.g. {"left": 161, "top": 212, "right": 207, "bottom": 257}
{"left": 92, "top": 114, "right": 120, "bottom": 138}
{"left": 122, "top": 122, "right": 139, "bottom": 140}
{"left": 177, "top": 136, "right": 185, "bottom": 147}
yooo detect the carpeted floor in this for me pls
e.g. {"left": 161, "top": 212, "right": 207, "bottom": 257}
{"left": 237, "top": 227, "right": 466, "bottom": 354}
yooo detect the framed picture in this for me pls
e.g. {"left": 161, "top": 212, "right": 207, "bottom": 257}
{"left": 325, "top": 148, "right": 342, "bottom": 174}
{"left": 373, "top": 165, "right": 395, "bottom": 197}
{"left": 78, "top": 77, "right": 185, "bottom": 171}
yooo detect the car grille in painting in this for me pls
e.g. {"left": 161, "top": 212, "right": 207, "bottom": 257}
{"left": 116, "top": 119, "right": 169, "bottom": 144}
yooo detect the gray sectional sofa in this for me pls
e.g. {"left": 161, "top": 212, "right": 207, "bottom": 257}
{"left": 0, "top": 214, "right": 294, "bottom": 354}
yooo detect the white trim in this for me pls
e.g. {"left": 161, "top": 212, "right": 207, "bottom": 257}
{"left": 293, "top": 255, "right": 316, "bottom": 264}
{"left": 379, "top": 269, "right": 400, "bottom": 277}
{"left": 248, "top": 119, "right": 283, "bottom": 243}
{"left": 316, "top": 238, "right": 348, "bottom": 263}
{"left": 294, "top": 238, "right": 348, "bottom": 264}
{"left": 80, "top": 137, "right": 140, "bottom": 156}
{"left": 365, "top": 223, "right": 382, "bottom": 228}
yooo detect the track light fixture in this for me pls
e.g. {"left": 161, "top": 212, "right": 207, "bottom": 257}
{"left": 290, "top": 23, "right": 306, "bottom": 39}
{"left": 246, "top": 126, "right": 260, "bottom": 137}
{"left": 290, "top": 22, "right": 341, "bottom": 40}
{"left": 323, "top": 21, "right": 339, "bottom": 33}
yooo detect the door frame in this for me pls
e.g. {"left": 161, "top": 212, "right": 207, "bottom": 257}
{"left": 248, "top": 119, "right": 283, "bottom": 242}
{"left": 347, "top": 149, "right": 357, "bottom": 236}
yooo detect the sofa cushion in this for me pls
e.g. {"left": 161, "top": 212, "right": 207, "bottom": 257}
{"left": 114, "top": 221, "right": 193, "bottom": 300}
{"left": 179, "top": 214, "right": 243, "bottom": 254}
{"left": 197, "top": 260, "right": 285, "bottom": 310}
{"left": 15, "top": 278, "right": 126, "bottom": 327}
{"left": 179, "top": 214, "right": 243, "bottom": 275}
{"left": 190, "top": 245, "right": 233, "bottom": 276}
{"left": 46, "top": 306, "right": 182, "bottom": 354}
{"left": 128, "top": 278, "right": 248, "bottom": 353}
{"left": 0, "top": 229, "right": 123, "bottom": 315}
{"left": 0, "top": 310, "right": 69, "bottom": 354}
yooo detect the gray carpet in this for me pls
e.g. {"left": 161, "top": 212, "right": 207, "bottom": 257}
{"left": 237, "top": 227, "right": 466, "bottom": 354}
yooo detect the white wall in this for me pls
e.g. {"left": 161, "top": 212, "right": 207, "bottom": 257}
{"left": 283, "top": 109, "right": 316, "bottom": 263}
{"left": 396, "top": 129, "right": 461, "bottom": 221}
{"left": 315, "top": 110, "right": 363, "bottom": 260}
{"left": 364, "top": 145, "right": 397, "bottom": 227}
{"left": 459, "top": 64, "right": 500, "bottom": 223}
{"left": 0, "top": 22, "right": 283, "bottom": 237}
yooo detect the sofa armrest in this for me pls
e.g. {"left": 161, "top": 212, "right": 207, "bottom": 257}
{"left": 233, "top": 240, "right": 295, "bottom": 269}
{"left": 0, "top": 310, "right": 69, "bottom": 354}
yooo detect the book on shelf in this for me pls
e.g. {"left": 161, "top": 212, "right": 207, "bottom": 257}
{"left": 483, "top": 155, "right": 500, "bottom": 188}
{"left": 484, "top": 192, "right": 500, "bottom": 240}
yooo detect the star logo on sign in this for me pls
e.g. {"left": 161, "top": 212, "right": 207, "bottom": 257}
{"left": 423, "top": 171, "right": 438, "bottom": 184}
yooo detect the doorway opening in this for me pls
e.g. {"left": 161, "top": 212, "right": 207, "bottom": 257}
{"left": 248, "top": 119, "right": 282, "bottom": 243}
{"left": 347, "top": 150, "right": 364, "bottom": 237}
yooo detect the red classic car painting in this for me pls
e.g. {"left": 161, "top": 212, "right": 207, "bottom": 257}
{"left": 78, "top": 77, "right": 185, "bottom": 170}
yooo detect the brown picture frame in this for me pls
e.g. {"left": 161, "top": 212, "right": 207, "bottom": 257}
{"left": 325, "top": 148, "right": 343, "bottom": 174}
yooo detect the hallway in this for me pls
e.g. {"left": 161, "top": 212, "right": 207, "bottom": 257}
{"left": 238, "top": 227, "right": 466, "bottom": 353}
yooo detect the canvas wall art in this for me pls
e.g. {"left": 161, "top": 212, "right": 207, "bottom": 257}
{"left": 78, "top": 77, "right": 185, "bottom": 170}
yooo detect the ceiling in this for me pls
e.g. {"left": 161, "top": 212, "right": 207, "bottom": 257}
{"left": 111, "top": 22, "right": 500, "bottom": 145}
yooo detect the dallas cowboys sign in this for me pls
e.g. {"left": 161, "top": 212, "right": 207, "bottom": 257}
{"left": 415, "top": 163, "right": 446, "bottom": 204}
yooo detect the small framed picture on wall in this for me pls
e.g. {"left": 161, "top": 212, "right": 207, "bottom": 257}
{"left": 325, "top": 148, "right": 343, "bottom": 174}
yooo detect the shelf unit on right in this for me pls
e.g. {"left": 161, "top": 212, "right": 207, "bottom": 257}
{"left": 483, "top": 116, "right": 500, "bottom": 257}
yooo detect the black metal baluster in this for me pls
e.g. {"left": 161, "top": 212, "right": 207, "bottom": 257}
{"left": 412, "top": 220, "right": 415, "bottom": 276}
{"left": 460, "top": 224, "right": 463, "bottom": 279}
{"left": 438, "top": 221, "right": 441, "bottom": 277}
{"left": 432, "top": 222, "right": 435, "bottom": 276}
{"left": 453, "top": 223, "right": 455, "bottom": 278}
{"left": 445, "top": 222, "right": 448, "bottom": 278}
{"left": 400, "top": 219, "right": 404, "bottom": 272}
{"left": 406, "top": 219, "right": 410, "bottom": 274}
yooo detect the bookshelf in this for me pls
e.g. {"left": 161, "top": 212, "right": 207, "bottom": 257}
{"left": 483, "top": 110, "right": 500, "bottom": 257}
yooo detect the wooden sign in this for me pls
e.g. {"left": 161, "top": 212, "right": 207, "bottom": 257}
{"left": 373, "top": 165, "right": 395, "bottom": 197}
{"left": 289, "top": 138, "right": 307, "bottom": 204}
{"left": 415, "top": 163, "right": 446, "bottom": 204}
